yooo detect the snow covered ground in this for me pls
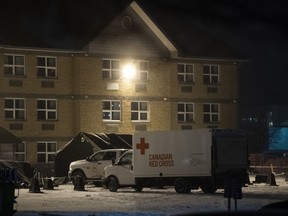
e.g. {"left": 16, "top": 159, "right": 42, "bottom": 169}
{"left": 14, "top": 174, "right": 288, "bottom": 216}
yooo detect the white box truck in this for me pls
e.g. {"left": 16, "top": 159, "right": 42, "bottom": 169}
{"left": 103, "top": 129, "right": 248, "bottom": 193}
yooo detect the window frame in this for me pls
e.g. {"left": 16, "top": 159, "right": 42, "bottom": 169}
{"left": 37, "top": 99, "right": 57, "bottom": 120}
{"left": 4, "top": 98, "right": 26, "bottom": 120}
{"left": 4, "top": 54, "right": 25, "bottom": 76}
{"left": 203, "top": 64, "right": 220, "bottom": 84}
{"left": 37, "top": 56, "right": 57, "bottom": 78}
{"left": 102, "top": 100, "right": 121, "bottom": 121}
{"left": 102, "top": 58, "right": 120, "bottom": 80}
{"left": 131, "top": 101, "right": 149, "bottom": 122}
{"left": 203, "top": 103, "right": 220, "bottom": 123}
{"left": 136, "top": 60, "right": 148, "bottom": 81}
{"left": 37, "top": 141, "right": 57, "bottom": 163}
{"left": 177, "top": 102, "right": 194, "bottom": 122}
{"left": 15, "top": 142, "right": 26, "bottom": 162}
{"left": 177, "top": 63, "right": 194, "bottom": 83}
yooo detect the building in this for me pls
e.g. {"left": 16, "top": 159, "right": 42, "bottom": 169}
{"left": 0, "top": 1, "right": 246, "bottom": 173}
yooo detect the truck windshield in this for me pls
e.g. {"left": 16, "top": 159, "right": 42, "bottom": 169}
{"left": 118, "top": 152, "right": 132, "bottom": 165}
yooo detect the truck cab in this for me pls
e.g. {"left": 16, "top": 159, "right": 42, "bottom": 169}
{"left": 68, "top": 149, "right": 129, "bottom": 186}
{"left": 103, "top": 150, "right": 137, "bottom": 192}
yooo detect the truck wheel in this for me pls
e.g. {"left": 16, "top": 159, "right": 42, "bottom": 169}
{"left": 108, "top": 176, "right": 119, "bottom": 192}
{"left": 200, "top": 184, "right": 217, "bottom": 194}
{"left": 72, "top": 171, "right": 86, "bottom": 186}
{"left": 134, "top": 186, "right": 143, "bottom": 192}
{"left": 174, "top": 178, "right": 190, "bottom": 193}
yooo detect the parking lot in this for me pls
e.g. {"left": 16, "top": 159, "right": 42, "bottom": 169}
{"left": 13, "top": 175, "right": 288, "bottom": 215}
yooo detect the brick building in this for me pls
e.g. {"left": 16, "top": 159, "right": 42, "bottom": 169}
{"left": 0, "top": 1, "right": 246, "bottom": 172}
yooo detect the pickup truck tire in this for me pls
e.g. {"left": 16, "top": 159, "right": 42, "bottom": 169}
{"left": 174, "top": 178, "right": 191, "bottom": 194}
{"left": 108, "top": 176, "right": 119, "bottom": 192}
{"left": 71, "top": 171, "right": 86, "bottom": 186}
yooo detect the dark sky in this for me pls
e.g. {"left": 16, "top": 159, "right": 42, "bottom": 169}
{"left": 1, "top": 0, "right": 288, "bottom": 107}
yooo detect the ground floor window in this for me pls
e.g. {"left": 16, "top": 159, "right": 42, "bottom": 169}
{"left": 15, "top": 142, "right": 26, "bottom": 161}
{"left": 37, "top": 141, "right": 57, "bottom": 163}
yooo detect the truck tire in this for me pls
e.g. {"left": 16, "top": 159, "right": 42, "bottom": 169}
{"left": 200, "top": 184, "right": 217, "bottom": 194}
{"left": 134, "top": 185, "right": 143, "bottom": 192}
{"left": 174, "top": 178, "right": 191, "bottom": 193}
{"left": 72, "top": 171, "right": 86, "bottom": 186}
{"left": 108, "top": 176, "right": 119, "bottom": 192}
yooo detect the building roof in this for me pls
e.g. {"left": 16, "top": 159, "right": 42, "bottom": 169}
{"left": 0, "top": 0, "right": 245, "bottom": 60}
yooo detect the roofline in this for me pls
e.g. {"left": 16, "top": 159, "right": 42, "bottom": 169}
{"left": 131, "top": 1, "right": 178, "bottom": 58}
{"left": 175, "top": 56, "right": 249, "bottom": 63}
{"left": 0, "top": 45, "right": 84, "bottom": 54}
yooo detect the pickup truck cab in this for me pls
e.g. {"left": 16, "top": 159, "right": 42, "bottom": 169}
{"left": 103, "top": 150, "right": 143, "bottom": 192}
{"left": 68, "top": 149, "right": 129, "bottom": 186}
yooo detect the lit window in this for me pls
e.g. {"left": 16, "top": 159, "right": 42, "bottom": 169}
{"left": 102, "top": 100, "right": 121, "bottom": 121}
{"left": 131, "top": 101, "right": 149, "bottom": 121}
{"left": 37, "top": 56, "right": 57, "bottom": 78}
{"left": 177, "top": 63, "right": 193, "bottom": 83}
{"left": 122, "top": 60, "right": 148, "bottom": 81}
{"left": 37, "top": 141, "right": 57, "bottom": 163}
{"left": 203, "top": 103, "right": 220, "bottom": 123}
{"left": 102, "top": 59, "right": 120, "bottom": 80}
{"left": 37, "top": 99, "right": 57, "bottom": 120}
{"left": 4, "top": 54, "right": 25, "bottom": 76}
{"left": 203, "top": 65, "right": 219, "bottom": 84}
{"left": 4, "top": 98, "right": 26, "bottom": 120}
{"left": 178, "top": 102, "right": 194, "bottom": 122}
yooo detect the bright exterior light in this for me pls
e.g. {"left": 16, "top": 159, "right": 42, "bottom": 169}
{"left": 122, "top": 63, "right": 136, "bottom": 80}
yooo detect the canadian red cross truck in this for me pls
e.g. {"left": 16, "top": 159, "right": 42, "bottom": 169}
{"left": 103, "top": 129, "right": 248, "bottom": 193}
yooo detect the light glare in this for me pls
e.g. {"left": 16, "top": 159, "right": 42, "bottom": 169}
{"left": 122, "top": 64, "right": 136, "bottom": 80}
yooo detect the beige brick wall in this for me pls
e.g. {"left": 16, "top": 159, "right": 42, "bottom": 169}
{"left": 0, "top": 49, "right": 241, "bottom": 167}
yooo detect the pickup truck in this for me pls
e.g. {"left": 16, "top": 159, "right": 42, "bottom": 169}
{"left": 68, "top": 149, "right": 129, "bottom": 186}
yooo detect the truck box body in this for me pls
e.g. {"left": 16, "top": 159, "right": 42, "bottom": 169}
{"left": 133, "top": 129, "right": 212, "bottom": 178}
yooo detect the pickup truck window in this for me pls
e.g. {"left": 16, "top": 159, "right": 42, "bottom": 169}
{"left": 90, "top": 152, "right": 105, "bottom": 161}
{"left": 119, "top": 152, "right": 132, "bottom": 165}
{"left": 103, "top": 152, "right": 116, "bottom": 161}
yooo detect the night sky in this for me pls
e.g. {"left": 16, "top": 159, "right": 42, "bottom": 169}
{"left": 1, "top": 0, "right": 288, "bottom": 107}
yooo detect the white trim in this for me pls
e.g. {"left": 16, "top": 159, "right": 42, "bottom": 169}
{"left": 130, "top": 1, "right": 178, "bottom": 58}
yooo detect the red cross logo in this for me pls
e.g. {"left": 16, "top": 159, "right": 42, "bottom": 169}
{"left": 136, "top": 137, "right": 149, "bottom": 155}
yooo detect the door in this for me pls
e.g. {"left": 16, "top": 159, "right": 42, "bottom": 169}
{"left": 116, "top": 152, "right": 135, "bottom": 185}
{"left": 88, "top": 151, "right": 116, "bottom": 179}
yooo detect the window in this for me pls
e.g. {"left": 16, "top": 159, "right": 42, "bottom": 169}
{"left": 177, "top": 63, "right": 193, "bottom": 83}
{"left": 4, "top": 54, "right": 25, "bottom": 76}
{"left": 203, "top": 103, "right": 220, "bottom": 123}
{"left": 37, "top": 141, "right": 57, "bottom": 163}
{"left": 102, "top": 100, "right": 121, "bottom": 121}
{"left": 178, "top": 102, "right": 194, "bottom": 122}
{"left": 37, "top": 99, "right": 57, "bottom": 120}
{"left": 15, "top": 142, "right": 26, "bottom": 161}
{"left": 119, "top": 152, "right": 132, "bottom": 165}
{"left": 131, "top": 101, "right": 149, "bottom": 121}
{"left": 137, "top": 61, "right": 148, "bottom": 81}
{"left": 37, "top": 56, "right": 57, "bottom": 78}
{"left": 203, "top": 65, "right": 219, "bottom": 84}
{"left": 102, "top": 59, "right": 120, "bottom": 80}
{"left": 4, "top": 98, "right": 26, "bottom": 120}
